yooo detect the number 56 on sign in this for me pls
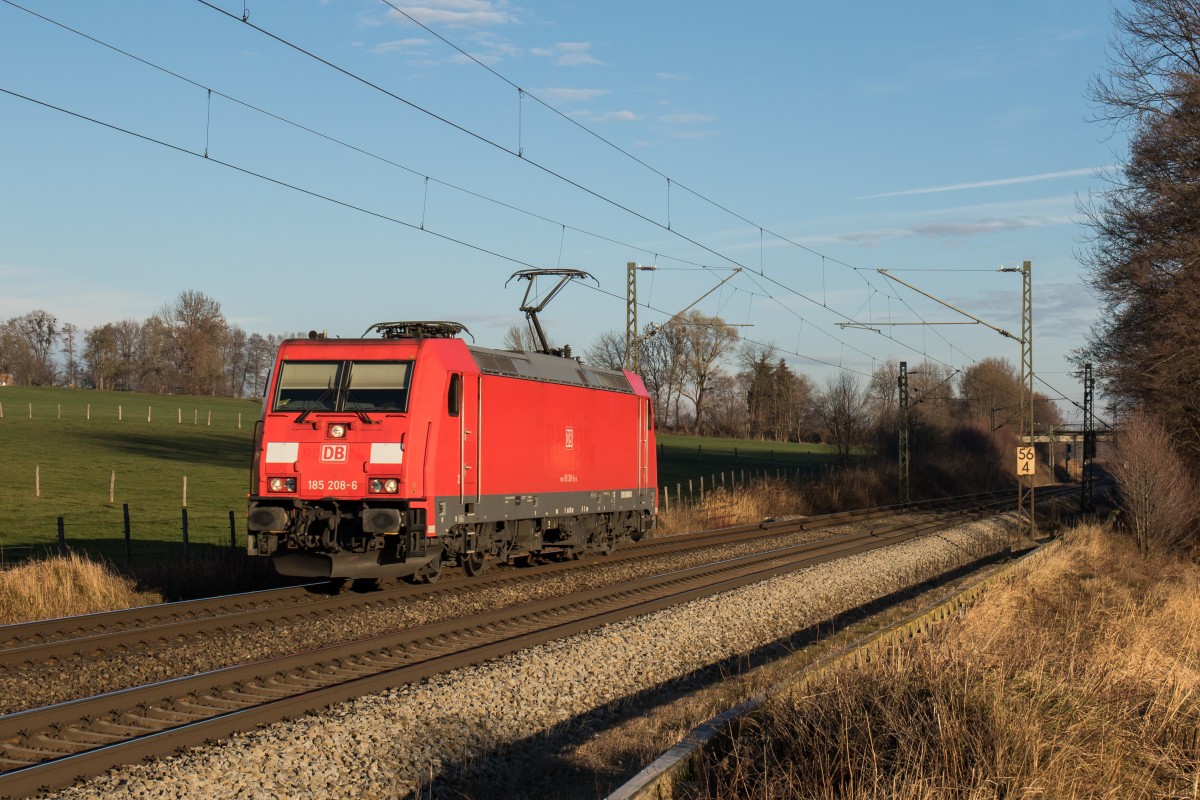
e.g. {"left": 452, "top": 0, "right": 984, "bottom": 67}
{"left": 1016, "top": 447, "right": 1036, "bottom": 476}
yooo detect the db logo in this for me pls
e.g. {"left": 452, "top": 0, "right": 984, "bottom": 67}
{"left": 565, "top": 426, "right": 574, "bottom": 449}
{"left": 320, "top": 444, "right": 347, "bottom": 462}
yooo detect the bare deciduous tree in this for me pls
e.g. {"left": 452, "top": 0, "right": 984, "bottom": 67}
{"left": 1108, "top": 411, "right": 1199, "bottom": 555}
{"left": 9, "top": 310, "right": 58, "bottom": 385}
{"left": 818, "top": 372, "right": 870, "bottom": 464}
{"left": 675, "top": 310, "right": 738, "bottom": 435}
{"left": 584, "top": 330, "right": 625, "bottom": 371}
{"left": 1079, "top": 0, "right": 1200, "bottom": 462}
{"left": 160, "top": 291, "right": 229, "bottom": 395}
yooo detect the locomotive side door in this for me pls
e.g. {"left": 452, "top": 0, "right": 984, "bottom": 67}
{"left": 638, "top": 397, "right": 651, "bottom": 498}
{"left": 458, "top": 372, "right": 480, "bottom": 508}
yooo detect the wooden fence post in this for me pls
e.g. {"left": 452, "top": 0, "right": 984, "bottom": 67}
{"left": 57, "top": 517, "right": 65, "bottom": 554}
{"left": 229, "top": 510, "right": 237, "bottom": 550}
{"left": 57, "top": 404, "right": 61, "bottom": 419}
{"left": 35, "top": 465, "right": 40, "bottom": 497}
{"left": 178, "top": 408, "right": 182, "bottom": 424}
{"left": 193, "top": 410, "right": 198, "bottom": 425}
{"left": 123, "top": 503, "right": 132, "bottom": 563}
{"left": 86, "top": 403, "right": 90, "bottom": 420}
{"left": 118, "top": 405, "right": 123, "bottom": 421}
{"left": 207, "top": 410, "right": 212, "bottom": 426}
{"left": 148, "top": 406, "right": 152, "bottom": 423}
{"left": 181, "top": 507, "right": 190, "bottom": 562}
{"left": 109, "top": 471, "right": 115, "bottom": 503}
{"left": 182, "top": 476, "right": 188, "bottom": 508}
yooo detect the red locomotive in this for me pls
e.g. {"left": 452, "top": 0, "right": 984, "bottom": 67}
{"left": 247, "top": 271, "right": 657, "bottom": 582}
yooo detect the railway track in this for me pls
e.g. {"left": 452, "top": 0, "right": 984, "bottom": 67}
{"left": 0, "top": 489, "right": 1061, "bottom": 798}
{"left": 0, "top": 490, "right": 1010, "bottom": 672}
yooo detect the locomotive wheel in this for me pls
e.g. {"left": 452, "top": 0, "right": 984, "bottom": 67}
{"left": 462, "top": 551, "right": 487, "bottom": 577}
{"left": 409, "top": 556, "right": 443, "bottom": 584}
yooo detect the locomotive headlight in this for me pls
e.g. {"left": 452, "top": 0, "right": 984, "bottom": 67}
{"left": 268, "top": 477, "right": 297, "bottom": 493}
{"left": 369, "top": 478, "right": 400, "bottom": 494}
{"left": 328, "top": 423, "right": 347, "bottom": 439}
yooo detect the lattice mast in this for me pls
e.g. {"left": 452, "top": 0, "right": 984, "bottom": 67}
{"left": 898, "top": 361, "right": 910, "bottom": 504}
{"left": 1082, "top": 362, "right": 1095, "bottom": 512}
{"left": 1017, "top": 261, "right": 1034, "bottom": 538}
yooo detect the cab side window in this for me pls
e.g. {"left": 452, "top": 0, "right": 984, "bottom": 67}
{"left": 448, "top": 373, "right": 461, "bottom": 417}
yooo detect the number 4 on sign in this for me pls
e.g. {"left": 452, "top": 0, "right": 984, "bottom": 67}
{"left": 1017, "top": 447, "right": 1036, "bottom": 476}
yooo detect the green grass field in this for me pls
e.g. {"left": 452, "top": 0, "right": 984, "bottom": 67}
{"left": 656, "top": 433, "right": 848, "bottom": 494}
{"left": 0, "top": 387, "right": 851, "bottom": 557}
{"left": 0, "top": 386, "right": 259, "bottom": 560}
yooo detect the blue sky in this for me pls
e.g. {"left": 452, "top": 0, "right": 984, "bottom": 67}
{"left": 0, "top": 1, "right": 1123, "bottom": 421}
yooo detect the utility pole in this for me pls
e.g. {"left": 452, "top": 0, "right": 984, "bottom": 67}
{"left": 1019, "top": 261, "right": 1034, "bottom": 539}
{"left": 898, "top": 361, "right": 910, "bottom": 504}
{"left": 1082, "top": 362, "right": 1095, "bottom": 512}
{"left": 626, "top": 262, "right": 743, "bottom": 372}
{"left": 879, "top": 262, "right": 1035, "bottom": 539}
{"left": 625, "top": 262, "right": 648, "bottom": 372}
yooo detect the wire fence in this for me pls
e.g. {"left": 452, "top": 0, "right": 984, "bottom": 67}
{"left": 0, "top": 399, "right": 254, "bottom": 429}
{"left": 0, "top": 505, "right": 243, "bottom": 569}
{"left": 659, "top": 464, "right": 835, "bottom": 514}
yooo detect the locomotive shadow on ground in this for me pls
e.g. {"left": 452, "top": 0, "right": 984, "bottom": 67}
{"left": 416, "top": 549, "right": 1014, "bottom": 800}
{"left": 34, "top": 539, "right": 305, "bottom": 599}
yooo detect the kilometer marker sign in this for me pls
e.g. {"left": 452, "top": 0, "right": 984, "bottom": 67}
{"left": 1016, "top": 446, "right": 1036, "bottom": 476}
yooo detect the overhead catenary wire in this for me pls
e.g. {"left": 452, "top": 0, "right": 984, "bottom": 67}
{"left": 0, "top": 77, "right": 896, "bottom": 391}
{"left": 4, "top": 0, "right": 921, "bottom": 386}
{"left": 195, "top": 0, "right": 964, "bottom": 345}
{"left": 0, "top": 0, "right": 726, "bottom": 274}
{"left": 6, "top": 2, "right": 1088, "bottom": 420}
{"left": 0, "top": 87, "right": 545, "bottom": 271}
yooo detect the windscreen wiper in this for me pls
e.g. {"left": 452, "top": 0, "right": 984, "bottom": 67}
{"left": 295, "top": 383, "right": 338, "bottom": 425}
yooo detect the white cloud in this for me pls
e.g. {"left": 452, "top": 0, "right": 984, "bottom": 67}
{"left": 380, "top": 1, "right": 515, "bottom": 29}
{"left": 859, "top": 167, "right": 1107, "bottom": 200}
{"left": 532, "top": 87, "right": 610, "bottom": 103}
{"left": 838, "top": 214, "right": 1072, "bottom": 245}
{"left": 658, "top": 113, "right": 714, "bottom": 124}
{"left": 656, "top": 71, "right": 687, "bottom": 81}
{"left": 371, "top": 37, "right": 431, "bottom": 54}
{"left": 532, "top": 41, "right": 602, "bottom": 67}
{"left": 566, "top": 109, "right": 640, "bottom": 123}
{"left": 665, "top": 129, "right": 718, "bottom": 140}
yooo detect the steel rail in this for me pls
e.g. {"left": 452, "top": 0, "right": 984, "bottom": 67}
{"left": 0, "top": 490, "right": 1013, "bottom": 670}
{"left": 0, "top": 501, "right": 1013, "bottom": 798}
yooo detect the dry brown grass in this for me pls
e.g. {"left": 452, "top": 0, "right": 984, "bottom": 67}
{"left": 689, "top": 525, "right": 1200, "bottom": 799}
{"left": 658, "top": 479, "right": 811, "bottom": 534}
{"left": 0, "top": 553, "right": 162, "bottom": 625}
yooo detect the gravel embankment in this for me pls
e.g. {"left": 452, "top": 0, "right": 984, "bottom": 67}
{"left": 3, "top": 521, "right": 858, "bottom": 712}
{"left": 39, "top": 518, "right": 1011, "bottom": 800}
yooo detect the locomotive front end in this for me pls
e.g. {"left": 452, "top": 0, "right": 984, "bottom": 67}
{"left": 247, "top": 340, "right": 435, "bottom": 579}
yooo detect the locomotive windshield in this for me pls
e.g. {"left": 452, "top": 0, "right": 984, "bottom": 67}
{"left": 273, "top": 360, "right": 412, "bottom": 413}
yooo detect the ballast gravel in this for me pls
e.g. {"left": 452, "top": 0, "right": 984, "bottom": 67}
{"left": 36, "top": 518, "right": 1010, "bottom": 800}
{"left": 3, "top": 521, "right": 848, "bottom": 712}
